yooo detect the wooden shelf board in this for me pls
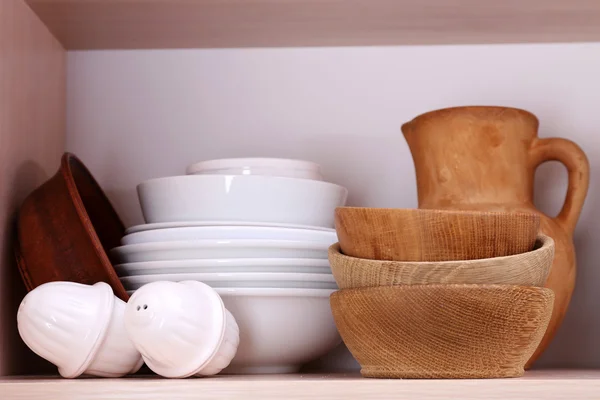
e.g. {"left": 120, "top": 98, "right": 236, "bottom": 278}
{"left": 2, "top": 370, "right": 600, "bottom": 399}
{"left": 24, "top": 0, "right": 600, "bottom": 50}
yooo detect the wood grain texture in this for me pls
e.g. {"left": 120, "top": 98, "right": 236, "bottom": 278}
{"left": 22, "top": 0, "right": 600, "bottom": 50}
{"left": 402, "top": 105, "right": 590, "bottom": 367}
{"left": 17, "top": 154, "right": 128, "bottom": 301}
{"left": 329, "top": 235, "right": 554, "bottom": 290}
{"left": 0, "top": 0, "right": 65, "bottom": 376}
{"left": 330, "top": 285, "right": 554, "bottom": 379}
{"left": 0, "top": 371, "right": 599, "bottom": 399}
{"left": 335, "top": 207, "right": 539, "bottom": 262}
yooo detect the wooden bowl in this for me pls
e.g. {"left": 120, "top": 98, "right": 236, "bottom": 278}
{"left": 330, "top": 285, "right": 554, "bottom": 379}
{"left": 17, "top": 153, "right": 128, "bottom": 301}
{"left": 329, "top": 235, "right": 554, "bottom": 289}
{"left": 335, "top": 207, "right": 540, "bottom": 262}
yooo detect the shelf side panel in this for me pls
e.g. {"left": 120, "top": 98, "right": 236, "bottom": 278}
{"left": 0, "top": 0, "right": 66, "bottom": 376}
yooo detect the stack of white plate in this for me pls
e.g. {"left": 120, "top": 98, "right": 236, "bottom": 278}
{"left": 110, "top": 158, "right": 348, "bottom": 373}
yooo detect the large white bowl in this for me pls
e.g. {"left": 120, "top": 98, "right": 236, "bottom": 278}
{"left": 137, "top": 175, "right": 348, "bottom": 227}
{"left": 125, "top": 287, "right": 342, "bottom": 374}
{"left": 110, "top": 239, "right": 329, "bottom": 264}
{"left": 186, "top": 158, "right": 323, "bottom": 181}
{"left": 126, "top": 221, "right": 336, "bottom": 235}
{"left": 121, "top": 226, "right": 337, "bottom": 246}
{"left": 120, "top": 272, "right": 338, "bottom": 290}
{"left": 115, "top": 258, "right": 332, "bottom": 276}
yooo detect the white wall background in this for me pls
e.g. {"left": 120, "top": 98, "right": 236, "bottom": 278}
{"left": 67, "top": 43, "right": 600, "bottom": 369}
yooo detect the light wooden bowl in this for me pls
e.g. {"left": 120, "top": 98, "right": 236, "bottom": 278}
{"left": 330, "top": 285, "right": 554, "bottom": 379}
{"left": 329, "top": 235, "right": 554, "bottom": 289}
{"left": 335, "top": 207, "right": 540, "bottom": 262}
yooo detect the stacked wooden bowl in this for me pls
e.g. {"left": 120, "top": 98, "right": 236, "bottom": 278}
{"left": 329, "top": 207, "right": 555, "bottom": 379}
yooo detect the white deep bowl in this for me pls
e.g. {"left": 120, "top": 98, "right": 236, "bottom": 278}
{"left": 125, "top": 287, "right": 342, "bottom": 374}
{"left": 186, "top": 158, "right": 323, "bottom": 181}
{"left": 110, "top": 239, "right": 329, "bottom": 264}
{"left": 137, "top": 175, "right": 347, "bottom": 227}
{"left": 114, "top": 258, "right": 332, "bottom": 276}
{"left": 220, "top": 288, "right": 341, "bottom": 374}
{"left": 121, "top": 226, "right": 337, "bottom": 246}
{"left": 120, "top": 272, "right": 338, "bottom": 290}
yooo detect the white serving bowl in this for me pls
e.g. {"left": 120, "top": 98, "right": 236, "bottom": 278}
{"left": 126, "top": 221, "right": 336, "bottom": 235}
{"left": 120, "top": 272, "right": 337, "bottom": 290}
{"left": 186, "top": 158, "right": 323, "bottom": 181}
{"left": 110, "top": 239, "right": 329, "bottom": 264}
{"left": 121, "top": 226, "right": 337, "bottom": 246}
{"left": 115, "top": 258, "right": 332, "bottom": 276}
{"left": 126, "top": 288, "right": 342, "bottom": 374}
{"left": 137, "top": 175, "right": 347, "bottom": 227}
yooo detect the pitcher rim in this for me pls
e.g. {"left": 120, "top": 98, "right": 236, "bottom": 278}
{"left": 401, "top": 106, "right": 539, "bottom": 134}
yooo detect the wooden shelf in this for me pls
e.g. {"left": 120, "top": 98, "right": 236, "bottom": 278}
{"left": 25, "top": 0, "right": 600, "bottom": 50}
{"left": 2, "top": 370, "right": 600, "bottom": 399}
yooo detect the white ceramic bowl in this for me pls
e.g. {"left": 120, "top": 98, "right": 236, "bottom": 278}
{"left": 120, "top": 272, "right": 337, "bottom": 290}
{"left": 110, "top": 239, "right": 329, "bottom": 264}
{"left": 186, "top": 158, "right": 323, "bottom": 181}
{"left": 121, "top": 226, "right": 337, "bottom": 246}
{"left": 137, "top": 175, "right": 348, "bottom": 227}
{"left": 126, "top": 287, "right": 342, "bottom": 374}
{"left": 115, "top": 258, "right": 332, "bottom": 276}
{"left": 126, "top": 221, "right": 336, "bottom": 235}
{"left": 220, "top": 288, "right": 341, "bottom": 374}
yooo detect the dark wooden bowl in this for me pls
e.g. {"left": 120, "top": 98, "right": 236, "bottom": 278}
{"left": 17, "top": 153, "right": 128, "bottom": 301}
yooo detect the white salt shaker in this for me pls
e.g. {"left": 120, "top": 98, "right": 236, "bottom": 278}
{"left": 124, "top": 280, "right": 239, "bottom": 378}
{"left": 17, "top": 281, "right": 143, "bottom": 378}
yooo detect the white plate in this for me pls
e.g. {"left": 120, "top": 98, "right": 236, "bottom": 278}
{"left": 120, "top": 272, "right": 337, "bottom": 290}
{"left": 126, "top": 221, "right": 336, "bottom": 235}
{"left": 110, "top": 239, "right": 329, "bottom": 264}
{"left": 137, "top": 175, "right": 347, "bottom": 227}
{"left": 121, "top": 226, "right": 337, "bottom": 246}
{"left": 115, "top": 258, "right": 332, "bottom": 276}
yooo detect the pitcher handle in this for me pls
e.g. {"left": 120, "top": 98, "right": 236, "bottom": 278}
{"left": 529, "top": 137, "right": 590, "bottom": 234}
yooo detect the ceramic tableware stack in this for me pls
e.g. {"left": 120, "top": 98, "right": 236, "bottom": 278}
{"left": 328, "top": 207, "right": 557, "bottom": 379}
{"left": 109, "top": 158, "right": 348, "bottom": 374}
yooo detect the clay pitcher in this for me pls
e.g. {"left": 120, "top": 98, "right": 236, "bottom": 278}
{"left": 402, "top": 106, "right": 589, "bottom": 367}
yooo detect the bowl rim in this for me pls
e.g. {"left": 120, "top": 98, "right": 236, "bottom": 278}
{"left": 329, "top": 234, "right": 553, "bottom": 267}
{"left": 137, "top": 173, "right": 348, "bottom": 193}
{"left": 331, "top": 282, "right": 555, "bottom": 296}
{"left": 186, "top": 157, "right": 321, "bottom": 174}
{"left": 335, "top": 206, "right": 541, "bottom": 219}
{"left": 126, "top": 287, "right": 336, "bottom": 297}
{"left": 60, "top": 153, "right": 128, "bottom": 300}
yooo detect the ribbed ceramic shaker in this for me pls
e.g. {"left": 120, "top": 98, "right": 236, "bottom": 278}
{"left": 124, "top": 281, "right": 239, "bottom": 378}
{"left": 17, "top": 282, "right": 143, "bottom": 378}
